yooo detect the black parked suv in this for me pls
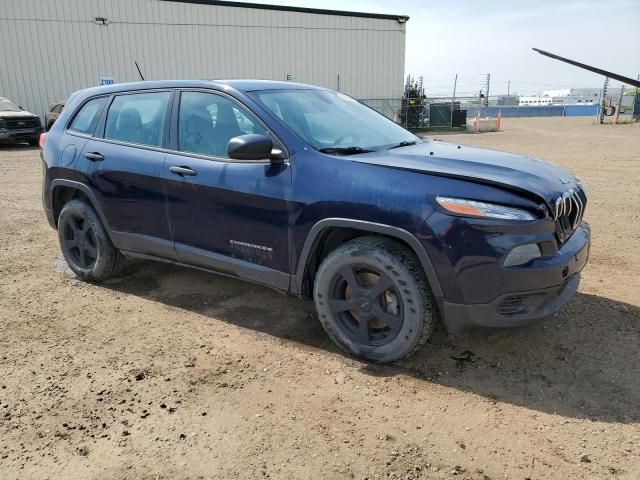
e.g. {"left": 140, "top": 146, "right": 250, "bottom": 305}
{"left": 41, "top": 80, "right": 590, "bottom": 362}
{"left": 0, "top": 97, "right": 43, "bottom": 145}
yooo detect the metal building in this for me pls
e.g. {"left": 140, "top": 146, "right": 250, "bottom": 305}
{"left": 0, "top": 0, "right": 409, "bottom": 119}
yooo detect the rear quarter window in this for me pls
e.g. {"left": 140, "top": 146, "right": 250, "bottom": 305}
{"left": 68, "top": 97, "right": 107, "bottom": 135}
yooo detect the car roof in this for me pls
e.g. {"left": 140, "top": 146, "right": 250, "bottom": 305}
{"left": 74, "top": 79, "right": 325, "bottom": 99}
{"left": 215, "top": 79, "right": 325, "bottom": 91}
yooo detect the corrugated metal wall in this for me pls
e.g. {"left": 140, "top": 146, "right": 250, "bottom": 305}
{"left": 0, "top": 0, "right": 407, "bottom": 118}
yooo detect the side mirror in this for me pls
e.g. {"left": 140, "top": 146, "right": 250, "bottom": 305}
{"left": 228, "top": 134, "right": 285, "bottom": 163}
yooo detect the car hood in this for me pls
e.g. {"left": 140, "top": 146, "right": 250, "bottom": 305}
{"left": 349, "top": 141, "right": 577, "bottom": 206}
{"left": 0, "top": 110, "right": 39, "bottom": 118}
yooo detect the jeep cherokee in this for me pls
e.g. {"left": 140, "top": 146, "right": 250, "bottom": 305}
{"left": 41, "top": 80, "right": 590, "bottom": 363}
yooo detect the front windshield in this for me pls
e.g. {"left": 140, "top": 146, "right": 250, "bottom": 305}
{"left": 0, "top": 99, "right": 22, "bottom": 112}
{"left": 249, "top": 89, "right": 419, "bottom": 152}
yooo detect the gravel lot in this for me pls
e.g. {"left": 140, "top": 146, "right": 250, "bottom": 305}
{"left": 0, "top": 117, "right": 639, "bottom": 479}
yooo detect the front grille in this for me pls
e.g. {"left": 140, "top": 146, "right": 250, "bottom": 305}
{"left": 553, "top": 184, "right": 587, "bottom": 244}
{"left": 4, "top": 117, "right": 39, "bottom": 129}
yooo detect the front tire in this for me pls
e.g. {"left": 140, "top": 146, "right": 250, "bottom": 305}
{"left": 314, "top": 237, "right": 435, "bottom": 363}
{"left": 57, "top": 199, "right": 124, "bottom": 281}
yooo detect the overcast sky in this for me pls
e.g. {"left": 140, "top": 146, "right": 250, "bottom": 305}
{"left": 250, "top": 0, "right": 640, "bottom": 95}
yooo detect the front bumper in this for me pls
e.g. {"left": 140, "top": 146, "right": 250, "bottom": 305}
{"left": 0, "top": 127, "right": 43, "bottom": 143}
{"left": 433, "top": 221, "right": 590, "bottom": 333}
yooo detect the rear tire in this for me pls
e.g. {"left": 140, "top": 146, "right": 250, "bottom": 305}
{"left": 313, "top": 236, "right": 435, "bottom": 363}
{"left": 57, "top": 199, "right": 124, "bottom": 281}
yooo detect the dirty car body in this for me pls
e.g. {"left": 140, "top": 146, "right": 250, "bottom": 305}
{"left": 41, "top": 80, "right": 590, "bottom": 360}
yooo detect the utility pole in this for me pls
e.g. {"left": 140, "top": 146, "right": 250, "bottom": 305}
{"left": 507, "top": 80, "right": 511, "bottom": 102}
{"left": 483, "top": 73, "right": 491, "bottom": 107}
{"left": 450, "top": 74, "right": 458, "bottom": 128}
{"left": 599, "top": 76, "right": 610, "bottom": 124}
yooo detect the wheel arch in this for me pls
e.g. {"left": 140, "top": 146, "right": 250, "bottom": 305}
{"left": 292, "top": 218, "right": 443, "bottom": 299}
{"left": 50, "top": 180, "right": 113, "bottom": 236}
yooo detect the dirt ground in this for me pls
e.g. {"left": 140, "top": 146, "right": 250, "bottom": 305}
{"left": 0, "top": 117, "right": 639, "bottom": 480}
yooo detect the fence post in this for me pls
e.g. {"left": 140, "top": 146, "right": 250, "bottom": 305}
{"left": 475, "top": 111, "right": 480, "bottom": 133}
{"left": 450, "top": 74, "right": 458, "bottom": 129}
{"left": 497, "top": 109, "right": 501, "bottom": 131}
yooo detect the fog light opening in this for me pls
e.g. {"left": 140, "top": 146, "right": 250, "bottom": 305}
{"left": 504, "top": 243, "right": 542, "bottom": 267}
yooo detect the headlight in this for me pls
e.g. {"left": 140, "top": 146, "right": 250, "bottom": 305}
{"left": 436, "top": 196, "right": 536, "bottom": 221}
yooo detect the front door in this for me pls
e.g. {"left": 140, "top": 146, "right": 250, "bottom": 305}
{"left": 79, "top": 90, "right": 176, "bottom": 259}
{"left": 164, "top": 90, "right": 292, "bottom": 289}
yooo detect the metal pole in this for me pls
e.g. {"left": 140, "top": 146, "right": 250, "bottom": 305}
{"left": 634, "top": 74, "right": 640, "bottom": 121}
{"left": 532, "top": 48, "right": 640, "bottom": 88}
{"left": 450, "top": 74, "right": 458, "bottom": 128}
{"left": 599, "top": 77, "right": 609, "bottom": 124}
{"left": 507, "top": 80, "right": 510, "bottom": 101}
{"left": 614, "top": 85, "right": 624, "bottom": 124}
{"left": 485, "top": 73, "right": 491, "bottom": 107}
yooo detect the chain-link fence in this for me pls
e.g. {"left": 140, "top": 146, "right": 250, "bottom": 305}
{"left": 359, "top": 92, "right": 639, "bottom": 128}
{"left": 359, "top": 97, "right": 470, "bottom": 129}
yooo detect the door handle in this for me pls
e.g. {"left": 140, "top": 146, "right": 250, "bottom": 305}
{"left": 169, "top": 166, "right": 197, "bottom": 177}
{"left": 84, "top": 152, "right": 104, "bottom": 161}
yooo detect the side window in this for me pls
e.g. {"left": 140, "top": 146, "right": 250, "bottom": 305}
{"left": 104, "top": 92, "right": 170, "bottom": 147}
{"left": 178, "top": 92, "right": 267, "bottom": 158}
{"left": 68, "top": 97, "right": 106, "bottom": 135}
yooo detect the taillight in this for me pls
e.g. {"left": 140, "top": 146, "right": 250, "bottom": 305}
{"left": 38, "top": 133, "right": 47, "bottom": 149}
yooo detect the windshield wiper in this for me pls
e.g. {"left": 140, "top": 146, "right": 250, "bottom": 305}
{"left": 387, "top": 140, "right": 419, "bottom": 150}
{"left": 318, "top": 146, "right": 374, "bottom": 155}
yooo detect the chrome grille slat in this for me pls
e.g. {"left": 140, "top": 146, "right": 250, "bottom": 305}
{"left": 572, "top": 190, "right": 583, "bottom": 229}
{"left": 552, "top": 183, "right": 587, "bottom": 244}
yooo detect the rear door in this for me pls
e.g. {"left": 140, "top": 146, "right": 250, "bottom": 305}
{"left": 78, "top": 90, "right": 176, "bottom": 259}
{"left": 163, "top": 90, "right": 292, "bottom": 289}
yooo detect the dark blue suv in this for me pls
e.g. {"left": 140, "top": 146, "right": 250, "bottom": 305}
{"left": 41, "top": 80, "right": 590, "bottom": 362}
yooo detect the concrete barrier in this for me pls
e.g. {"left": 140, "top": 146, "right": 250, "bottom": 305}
{"left": 467, "top": 117, "right": 498, "bottom": 133}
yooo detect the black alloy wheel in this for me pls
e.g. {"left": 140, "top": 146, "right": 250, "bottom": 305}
{"left": 57, "top": 199, "right": 124, "bottom": 281}
{"left": 314, "top": 236, "right": 435, "bottom": 363}
{"left": 328, "top": 264, "right": 404, "bottom": 346}
{"left": 61, "top": 212, "right": 98, "bottom": 270}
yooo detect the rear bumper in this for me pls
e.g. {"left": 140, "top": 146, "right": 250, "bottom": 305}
{"left": 438, "top": 222, "right": 590, "bottom": 333}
